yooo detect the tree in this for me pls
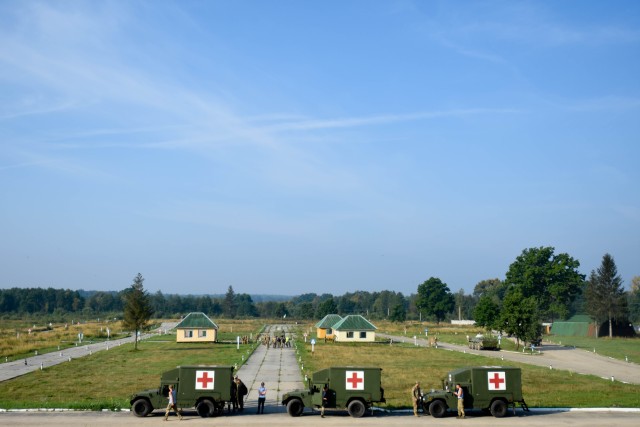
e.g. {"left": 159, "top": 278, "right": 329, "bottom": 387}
{"left": 473, "top": 295, "right": 500, "bottom": 330}
{"left": 499, "top": 287, "right": 540, "bottom": 350}
{"left": 415, "top": 277, "right": 455, "bottom": 323}
{"left": 235, "top": 293, "right": 258, "bottom": 317}
{"left": 389, "top": 303, "right": 407, "bottom": 322}
{"left": 629, "top": 276, "right": 640, "bottom": 326}
{"left": 473, "top": 278, "right": 507, "bottom": 303}
{"left": 505, "top": 247, "right": 584, "bottom": 321}
{"left": 224, "top": 286, "right": 237, "bottom": 318}
{"left": 584, "top": 254, "right": 627, "bottom": 338}
{"left": 295, "top": 302, "right": 315, "bottom": 319}
{"left": 122, "top": 273, "right": 153, "bottom": 350}
{"left": 454, "top": 289, "right": 477, "bottom": 320}
{"left": 315, "top": 298, "right": 338, "bottom": 319}
{"left": 274, "top": 302, "right": 288, "bottom": 319}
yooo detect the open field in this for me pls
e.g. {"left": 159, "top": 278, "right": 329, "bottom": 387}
{"left": 1, "top": 320, "right": 638, "bottom": 411}
{"left": 372, "top": 320, "right": 521, "bottom": 351}
{"left": 373, "top": 320, "right": 640, "bottom": 360}
{"left": 0, "top": 319, "right": 130, "bottom": 362}
{"left": 0, "top": 320, "right": 266, "bottom": 410}
{"left": 293, "top": 324, "right": 640, "bottom": 409}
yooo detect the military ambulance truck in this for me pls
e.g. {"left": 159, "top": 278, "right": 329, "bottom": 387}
{"left": 130, "top": 365, "right": 234, "bottom": 417}
{"left": 282, "top": 367, "right": 385, "bottom": 418}
{"left": 422, "top": 366, "right": 529, "bottom": 418}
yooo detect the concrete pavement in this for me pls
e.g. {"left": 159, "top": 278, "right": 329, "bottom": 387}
{"left": 235, "top": 324, "right": 304, "bottom": 414}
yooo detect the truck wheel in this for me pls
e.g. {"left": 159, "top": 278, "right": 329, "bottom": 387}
{"left": 213, "top": 402, "right": 224, "bottom": 416}
{"left": 286, "top": 399, "right": 304, "bottom": 417}
{"left": 429, "top": 400, "right": 447, "bottom": 418}
{"left": 196, "top": 399, "right": 214, "bottom": 418}
{"left": 347, "top": 400, "right": 366, "bottom": 418}
{"left": 131, "top": 399, "right": 152, "bottom": 417}
{"left": 490, "top": 399, "right": 508, "bottom": 418}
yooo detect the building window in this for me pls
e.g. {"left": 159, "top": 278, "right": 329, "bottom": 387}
{"left": 198, "top": 330, "right": 207, "bottom": 338}
{"left": 346, "top": 331, "right": 354, "bottom": 338}
{"left": 360, "top": 331, "right": 367, "bottom": 339}
{"left": 185, "top": 330, "right": 193, "bottom": 338}
{"left": 326, "top": 328, "right": 332, "bottom": 335}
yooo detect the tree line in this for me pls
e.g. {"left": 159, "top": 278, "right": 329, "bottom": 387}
{"left": 2, "top": 247, "right": 639, "bottom": 343}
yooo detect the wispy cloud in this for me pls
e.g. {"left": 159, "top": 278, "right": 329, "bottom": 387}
{"left": 260, "top": 108, "right": 520, "bottom": 133}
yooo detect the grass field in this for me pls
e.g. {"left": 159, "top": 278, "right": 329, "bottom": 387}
{"left": 0, "top": 319, "right": 265, "bottom": 410}
{"left": 374, "top": 320, "right": 640, "bottom": 360}
{"left": 294, "top": 333, "right": 640, "bottom": 409}
{"left": 0, "top": 319, "right": 131, "bottom": 362}
{"left": 0, "top": 319, "right": 638, "bottom": 410}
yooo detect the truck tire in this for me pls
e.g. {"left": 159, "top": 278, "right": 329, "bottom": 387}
{"left": 347, "top": 400, "right": 366, "bottom": 418}
{"left": 131, "top": 399, "right": 152, "bottom": 417}
{"left": 429, "top": 400, "right": 447, "bottom": 418}
{"left": 196, "top": 399, "right": 214, "bottom": 418}
{"left": 490, "top": 399, "right": 508, "bottom": 418}
{"left": 213, "top": 402, "right": 224, "bottom": 416}
{"left": 286, "top": 399, "right": 304, "bottom": 417}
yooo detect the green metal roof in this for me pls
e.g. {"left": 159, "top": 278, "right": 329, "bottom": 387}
{"left": 315, "top": 314, "right": 342, "bottom": 329}
{"left": 565, "top": 314, "right": 593, "bottom": 323}
{"left": 333, "top": 315, "right": 377, "bottom": 331}
{"left": 175, "top": 312, "right": 218, "bottom": 329}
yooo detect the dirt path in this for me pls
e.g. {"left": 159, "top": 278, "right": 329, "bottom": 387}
{"left": 378, "top": 334, "right": 640, "bottom": 384}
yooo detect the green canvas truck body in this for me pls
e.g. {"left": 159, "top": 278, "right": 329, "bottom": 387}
{"left": 130, "top": 365, "right": 234, "bottom": 418}
{"left": 423, "top": 366, "right": 528, "bottom": 418}
{"left": 468, "top": 335, "right": 500, "bottom": 350}
{"left": 282, "top": 367, "right": 385, "bottom": 418}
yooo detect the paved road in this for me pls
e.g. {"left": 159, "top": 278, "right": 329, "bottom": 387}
{"left": 0, "top": 334, "right": 147, "bottom": 382}
{"left": 234, "top": 324, "right": 304, "bottom": 413}
{"left": 378, "top": 334, "right": 640, "bottom": 384}
{"left": 2, "top": 409, "right": 639, "bottom": 426}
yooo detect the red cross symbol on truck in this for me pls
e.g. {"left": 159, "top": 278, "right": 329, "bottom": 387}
{"left": 488, "top": 372, "right": 505, "bottom": 390}
{"left": 196, "top": 371, "right": 214, "bottom": 389}
{"left": 346, "top": 371, "right": 364, "bottom": 389}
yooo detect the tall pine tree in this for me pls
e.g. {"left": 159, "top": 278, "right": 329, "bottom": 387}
{"left": 122, "top": 273, "right": 153, "bottom": 350}
{"left": 585, "top": 254, "right": 626, "bottom": 338}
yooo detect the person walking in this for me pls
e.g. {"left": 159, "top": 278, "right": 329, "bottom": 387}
{"left": 320, "top": 384, "right": 329, "bottom": 418}
{"left": 164, "top": 384, "right": 183, "bottom": 421}
{"left": 257, "top": 382, "right": 267, "bottom": 414}
{"left": 455, "top": 383, "right": 465, "bottom": 419}
{"left": 412, "top": 381, "right": 422, "bottom": 416}
{"left": 230, "top": 378, "right": 238, "bottom": 412}
{"left": 235, "top": 377, "right": 248, "bottom": 411}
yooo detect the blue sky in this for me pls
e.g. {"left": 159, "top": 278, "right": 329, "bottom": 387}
{"left": 1, "top": 1, "right": 639, "bottom": 296}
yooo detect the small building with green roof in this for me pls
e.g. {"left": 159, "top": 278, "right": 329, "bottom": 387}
{"left": 175, "top": 312, "right": 219, "bottom": 343}
{"left": 333, "top": 315, "right": 377, "bottom": 342}
{"left": 315, "top": 314, "right": 342, "bottom": 340}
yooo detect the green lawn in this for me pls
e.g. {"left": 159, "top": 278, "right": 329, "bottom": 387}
{"left": 294, "top": 334, "right": 640, "bottom": 409}
{"left": 1, "top": 322, "right": 638, "bottom": 411}
{"left": 0, "top": 336, "right": 259, "bottom": 410}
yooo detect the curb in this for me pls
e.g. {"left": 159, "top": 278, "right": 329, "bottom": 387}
{"left": 3, "top": 407, "right": 639, "bottom": 414}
